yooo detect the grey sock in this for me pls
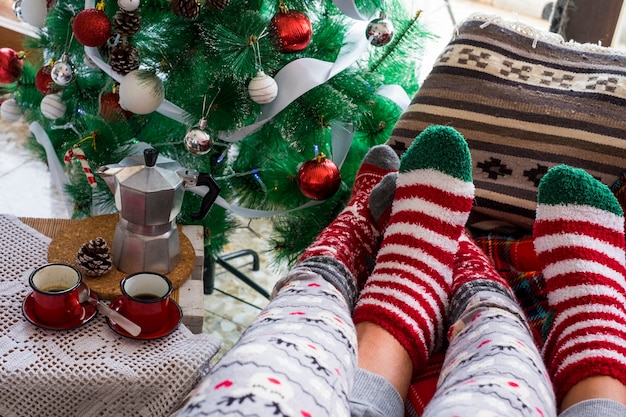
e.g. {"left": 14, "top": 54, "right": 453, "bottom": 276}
{"left": 369, "top": 172, "right": 397, "bottom": 224}
{"left": 363, "top": 144, "right": 400, "bottom": 171}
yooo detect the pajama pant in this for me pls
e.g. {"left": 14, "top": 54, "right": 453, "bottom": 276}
{"left": 173, "top": 258, "right": 626, "bottom": 417}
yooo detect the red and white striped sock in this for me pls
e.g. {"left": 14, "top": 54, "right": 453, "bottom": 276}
{"left": 451, "top": 230, "right": 512, "bottom": 295}
{"left": 353, "top": 125, "right": 475, "bottom": 370}
{"left": 533, "top": 165, "right": 626, "bottom": 404}
{"left": 298, "top": 145, "right": 399, "bottom": 287}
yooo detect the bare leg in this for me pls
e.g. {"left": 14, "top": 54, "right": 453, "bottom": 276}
{"left": 561, "top": 377, "right": 626, "bottom": 411}
{"left": 356, "top": 322, "right": 413, "bottom": 398}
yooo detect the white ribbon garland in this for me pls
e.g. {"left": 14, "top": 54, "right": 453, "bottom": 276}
{"left": 29, "top": 121, "right": 73, "bottom": 216}
{"left": 36, "top": 0, "right": 410, "bottom": 219}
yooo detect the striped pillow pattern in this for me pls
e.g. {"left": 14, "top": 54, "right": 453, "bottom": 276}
{"left": 387, "top": 15, "right": 626, "bottom": 230}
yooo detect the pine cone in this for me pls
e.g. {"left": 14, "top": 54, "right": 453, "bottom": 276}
{"left": 76, "top": 237, "right": 113, "bottom": 277}
{"left": 113, "top": 9, "right": 141, "bottom": 37}
{"left": 109, "top": 43, "right": 140, "bottom": 75}
{"left": 98, "top": 33, "right": 121, "bottom": 59}
{"left": 206, "top": 0, "right": 230, "bottom": 11}
{"left": 172, "top": 0, "right": 200, "bottom": 19}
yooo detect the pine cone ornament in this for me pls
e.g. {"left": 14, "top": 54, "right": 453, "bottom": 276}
{"left": 172, "top": 0, "right": 200, "bottom": 19}
{"left": 206, "top": 0, "right": 230, "bottom": 11}
{"left": 109, "top": 43, "right": 140, "bottom": 75}
{"left": 76, "top": 237, "right": 113, "bottom": 277}
{"left": 113, "top": 9, "right": 141, "bottom": 37}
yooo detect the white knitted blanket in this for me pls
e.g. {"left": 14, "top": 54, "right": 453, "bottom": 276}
{"left": 0, "top": 214, "right": 221, "bottom": 416}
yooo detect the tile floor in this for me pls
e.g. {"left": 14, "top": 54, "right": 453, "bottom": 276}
{"left": 0, "top": 0, "right": 549, "bottom": 358}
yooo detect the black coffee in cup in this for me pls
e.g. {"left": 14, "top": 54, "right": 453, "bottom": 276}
{"left": 133, "top": 293, "right": 160, "bottom": 300}
{"left": 40, "top": 286, "right": 70, "bottom": 293}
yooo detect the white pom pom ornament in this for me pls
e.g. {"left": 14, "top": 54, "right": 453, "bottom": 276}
{"left": 0, "top": 98, "right": 22, "bottom": 122}
{"left": 248, "top": 71, "right": 278, "bottom": 104}
{"left": 118, "top": 69, "right": 165, "bottom": 115}
{"left": 40, "top": 93, "right": 66, "bottom": 120}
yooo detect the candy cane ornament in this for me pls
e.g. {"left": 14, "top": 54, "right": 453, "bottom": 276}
{"left": 64, "top": 147, "right": 97, "bottom": 188}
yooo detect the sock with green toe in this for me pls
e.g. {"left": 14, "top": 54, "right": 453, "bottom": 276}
{"left": 533, "top": 165, "right": 626, "bottom": 404}
{"left": 353, "top": 125, "right": 475, "bottom": 370}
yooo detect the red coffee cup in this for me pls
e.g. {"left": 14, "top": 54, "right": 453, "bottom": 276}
{"left": 29, "top": 263, "right": 83, "bottom": 325}
{"left": 119, "top": 272, "right": 172, "bottom": 334}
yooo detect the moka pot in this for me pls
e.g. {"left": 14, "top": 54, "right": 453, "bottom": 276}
{"left": 97, "top": 148, "right": 220, "bottom": 274}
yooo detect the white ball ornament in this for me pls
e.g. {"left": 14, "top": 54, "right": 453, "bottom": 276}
{"left": 0, "top": 98, "right": 23, "bottom": 122}
{"left": 117, "top": 0, "right": 140, "bottom": 12}
{"left": 118, "top": 69, "right": 165, "bottom": 115}
{"left": 20, "top": 0, "right": 47, "bottom": 27}
{"left": 248, "top": 70, "right": 278, "bottom": 104}
{"left": 40, "top": 93, "right": 66, "bottom": 120}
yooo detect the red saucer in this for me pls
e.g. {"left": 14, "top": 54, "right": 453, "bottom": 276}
{"left": 22, "top": 284, "right": 98, "bottom": 331}
{"left": 106, "top": 297, "right": 182, "bottom": 340}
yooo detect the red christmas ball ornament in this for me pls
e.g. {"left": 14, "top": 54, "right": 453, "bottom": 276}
{"left": 0, "top": 48, "right": 24, "bottom": 84}
{"left": 35, "top": 64, "right": 60, "bottom": 94}
{"left": 297, "top": 153, "right": 342, "bottom": 200}
{"left": 72, "top": 8, "right": 112, "bottom": 47}
{"left": 100, "top": 91, "right": 132, "bottom": 120}
{"left": 270, "top": 6, "right": 312, "bottom": 53}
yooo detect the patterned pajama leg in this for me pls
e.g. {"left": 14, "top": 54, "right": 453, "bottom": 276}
{"left": 175, "top": 145, "right": 400, "bottom": 417}
{"left": 175, "top": 262, "right": 357, "bottom": 417}
{"left": 423, "top": 234, "right": 557, "bottom": 417}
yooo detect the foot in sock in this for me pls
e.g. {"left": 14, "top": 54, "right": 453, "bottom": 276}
{"left": 533, "top": 164, "right": 626, "bottom": 404}
{"left": 353, "top": 125, "right": 475, "bottom": 371}
{"left": 422, "top": 229, "right": 558, "bottom": 417}
{"left": 298, "top": 145, "right": 399, "bottom": 295}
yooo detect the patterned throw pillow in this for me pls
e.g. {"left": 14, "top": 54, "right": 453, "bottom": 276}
{"left": 387, "top": 14, "right": 626, "bottom": 230}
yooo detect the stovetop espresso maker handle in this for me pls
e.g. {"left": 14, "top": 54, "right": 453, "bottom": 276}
{"left": 190, "top": 173, "right": 222, "bottom": 221}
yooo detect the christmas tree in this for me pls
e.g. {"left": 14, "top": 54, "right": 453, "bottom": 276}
{"left": 3, "top": 0, "right": 430, "bottom": 265}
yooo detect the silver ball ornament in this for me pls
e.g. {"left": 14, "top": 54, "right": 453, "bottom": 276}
{"left": 184, "top": 128, "right": 213, "bottom": 155}
{"left": 50, "top": 57, "right": 74, "bottom": 86}
{"left": 365, "top": 13, "right": 394, "bottom": 47}
{"left": 248, "top": 70, "right": 278, "bottom": 104}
